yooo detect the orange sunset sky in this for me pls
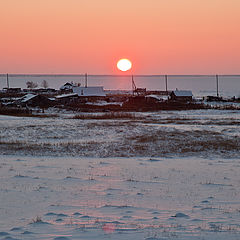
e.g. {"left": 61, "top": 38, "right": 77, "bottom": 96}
{"left": 0, "top": 0, "right": 240, "bottom": 74}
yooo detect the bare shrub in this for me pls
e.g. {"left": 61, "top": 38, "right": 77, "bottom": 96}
{"left": 30, "top": 216, "right": 42, "bottom": 224}
{"left": 41, "top": 80, "right": 49, "bottom": 89}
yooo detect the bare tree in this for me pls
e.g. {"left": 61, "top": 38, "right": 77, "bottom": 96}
{"left": 41, "top": 80, "right": 49, "bottom": 89}
{"left": 26, "top": 81, "right": 38, "bottom": 88}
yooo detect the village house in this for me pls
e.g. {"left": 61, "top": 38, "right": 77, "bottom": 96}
{"left": 55, "top": 93, "right": 78, "bottom": 104}
{"left": 60, "top": 82, "right": 80, "bottom": 91}
{"left": 15, "top": 94, "right": 55, "bottom": 107}
{"left": 3, "top": 88, "right": 21, "bottom": 93}
{"left": 205, "top": 95, "right": 223, "bottom": 102}
{"left": 170, "top": 90, "right": 193, "bottom": 102}
{"left": 72, "top": 86, "right": 106, "bottom": 97}
{"left": 145, "top": 94, "right": 168, "bottom": 104}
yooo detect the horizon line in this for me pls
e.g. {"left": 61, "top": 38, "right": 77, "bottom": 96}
{"left": 1, "top": 74, "right": 240, "bottom": 77}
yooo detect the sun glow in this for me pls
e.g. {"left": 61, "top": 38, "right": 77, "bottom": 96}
{"left": 117, "top": 59, "right": 132, "bottom": 72}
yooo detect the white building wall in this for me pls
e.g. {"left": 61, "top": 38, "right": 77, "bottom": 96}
{"left": 72, "top": 86, "right": 106, "bottom": 97}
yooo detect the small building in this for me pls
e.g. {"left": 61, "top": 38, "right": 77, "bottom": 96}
{"left": 72, "top": 86, "right": 106, "bottom": 97}
{"left": 55, "top": 93, "right": 78, "bottom": 104}
{"left": 3, "top": 88, "right": 21, "bottom": 93}
{"left": 145, "top": 94, "right": 168, "bottom": 103}
{"left": 170, "top": 90, "right": 193, "bottom": 102}
{"left": 16, "top": 94, "right": 54, "bottom": 107}
{"left": 34, "top": 88, "right": 57, "bottom": 94}
{"left": 60, "top": 82, "right": 76, "bottom": 91}
{"left": 22, "top": 88, "right": 57, "bottom": 94}
{"left": 205, "top": 96, "right": 223, "bottom": 102}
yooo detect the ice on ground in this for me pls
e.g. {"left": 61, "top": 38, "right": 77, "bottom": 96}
{"left": 0, "top": 109, "right": 239, "bottom": 158}
{"left": 1, "top": 156, "right": 240, "bottom": 239}
{"left": 0, "top": 109, "right": 240, "bottom": 239}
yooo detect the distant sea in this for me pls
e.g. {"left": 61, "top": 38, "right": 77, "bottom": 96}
{"left": 0, "top": 74, "right": 239, "bottom": 98}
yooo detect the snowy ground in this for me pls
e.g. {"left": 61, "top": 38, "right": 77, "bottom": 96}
{"left": 0, "top": 109, "right": 239, "bottom": 158}
{"left": 0, "top": 109, "right": 240, "bottom": 239}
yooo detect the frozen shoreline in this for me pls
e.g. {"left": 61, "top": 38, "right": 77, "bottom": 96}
{"left": 1, "top": 75, "right": 240, "bottom": 99}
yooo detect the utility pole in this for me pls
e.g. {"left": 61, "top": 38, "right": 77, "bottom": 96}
{"left": 85, "top": 73, "right": 88, "bottom": 88}
{"left": 165, "top": 75, "right": 168, "bottom": 94}
{"left": 216, "top": 74, "right": 219, "bottom": 97}
{"left": 7, "top": 73, "right": 9, "bottom": 89}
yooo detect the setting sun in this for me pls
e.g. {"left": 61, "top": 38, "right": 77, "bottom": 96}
{"left": 117, "top": 59, "right": 132, "bottom": 72}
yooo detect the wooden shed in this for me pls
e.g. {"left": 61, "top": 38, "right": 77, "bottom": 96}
{"left": 18, "top": 94, "right": 54, "bottom": 107}
{"left": 170, "top": 90, "right": 193, "bottom": 102}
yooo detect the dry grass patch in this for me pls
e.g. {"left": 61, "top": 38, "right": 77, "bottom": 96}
{"left": 73, "top": 112, "right": 138, "bottom": 120}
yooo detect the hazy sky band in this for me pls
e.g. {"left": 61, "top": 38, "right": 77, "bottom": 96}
{"left": 0, "top": 0, "right": 240, "bottom": 74}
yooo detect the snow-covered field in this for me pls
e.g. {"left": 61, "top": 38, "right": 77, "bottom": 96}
{"left": 0, "top": 109, "right": 240, "bottom": 239}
